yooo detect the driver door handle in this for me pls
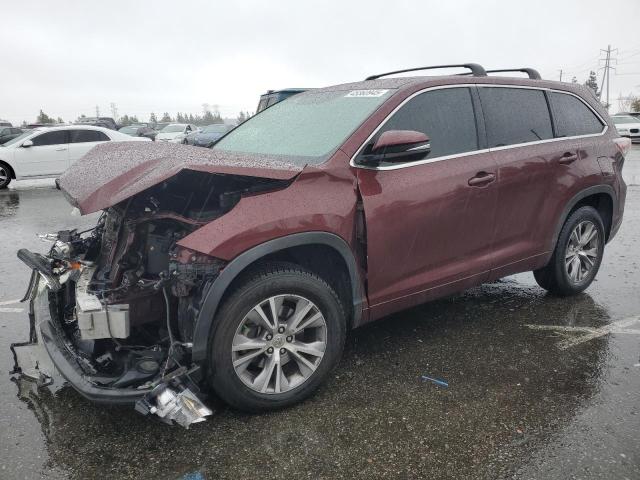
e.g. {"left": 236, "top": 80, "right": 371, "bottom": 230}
{"left": 55, "top": 147, "right": 67, "bottom": 151}
{"left": 468, "top": 172, "right": 496, "bottom": 187}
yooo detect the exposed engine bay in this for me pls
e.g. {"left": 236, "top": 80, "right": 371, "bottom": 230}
{"left": 11, "top": 170, "right": 291, "bottom": 428}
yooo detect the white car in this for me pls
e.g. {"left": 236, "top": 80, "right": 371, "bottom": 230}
{"left": 612, "top": 115, "right": 640, "bottom": 143}
{"left": 155, "top": 123, "right": 198, "bottom": 143}
{"left": 0, "top": 125, "right": 149, "bottom": 189}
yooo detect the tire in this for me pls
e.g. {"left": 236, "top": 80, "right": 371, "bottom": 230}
{"left": 207, "top": 262, "right": 346, "bottom": 412}
{"left": 0, "top": 163, "right": 12, "bottom": 189}
{"left": 534, "top": 206, "right": 605, "bottom": 296}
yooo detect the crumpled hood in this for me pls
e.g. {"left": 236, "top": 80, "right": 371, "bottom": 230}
{"left": 58, "top": 141, "right": 303, "bottom": 214}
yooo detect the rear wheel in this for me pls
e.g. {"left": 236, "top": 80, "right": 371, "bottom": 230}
{"left": 0, "top": 163, "right": 12, "bottom": 189}
{"left": 207, "top": 263, "right": 346, "bottom": 412}
{"left": 534, "top": 206, "right": 605, "bottom": 296}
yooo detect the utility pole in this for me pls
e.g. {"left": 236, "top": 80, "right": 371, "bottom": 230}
{"left": 95, "top": 105, "right": 100, "bottom": 118}
{"left": 110, "top": 102, "right": 118, "bottom": 121}
{"left": 599, "top": 45, "right": 618, "bottom": 111}
{"left": 558, "top": 69, "right": 563, "bottom": 82}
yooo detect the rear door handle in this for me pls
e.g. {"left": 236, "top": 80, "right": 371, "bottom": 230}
{"left": 558, "top": 152, "right": 578, "bottom": 164}
{"left": 55, "top": 147, "right": 67, "bottom": 151}
{"left": 468, "top": 172, "right": 496, "bottom": 187}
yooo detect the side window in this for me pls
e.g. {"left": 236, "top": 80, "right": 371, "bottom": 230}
{"left": 12, "top": 128, "right": 22, "bottom": 134}
{"left": 31, "top": 130, "right": 68, "bottom": 146}
{"left": 69, "top": 130, "right": 110, "bottom": 143}
{"left": 366, "top": 87, "right": 478, "bottom": 163}
{"left": 479, "top": 87, "right": 553, "bottom": 147}
{"left": 548, "top": 92, "right": 604, "bottom": 137}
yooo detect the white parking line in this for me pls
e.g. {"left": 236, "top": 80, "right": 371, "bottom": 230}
{"left": 526, "top": 315, "right": 640, "bottom": 349}
{"left": 0, "top": 307, "right": 24, "bottom": 313}
{"left": 0, "top": 299, "right": 22, "bottom": 306}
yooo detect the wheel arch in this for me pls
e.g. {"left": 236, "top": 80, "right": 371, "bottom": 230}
{"left": 191, "top": 232, "right": 364, "bottom": 364}
{"left": 0, "top": 160, "right": 16, "bottom": 179}
{"left": 551, "top": 185, "right": 616, "bottom": 252}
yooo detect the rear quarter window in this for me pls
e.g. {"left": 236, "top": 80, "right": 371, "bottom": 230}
{"left": 548, "top": 92, "right": 604, "bottom": 137}
{"left": 479, "top": 87, "right": 553, "bottom": 147}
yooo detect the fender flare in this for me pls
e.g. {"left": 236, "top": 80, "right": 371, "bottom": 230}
{"left": 191, "top": 232, "right": 364, "bottom": 363}
{"left": 550, "top": 184, "right": 616, "bottom": 252}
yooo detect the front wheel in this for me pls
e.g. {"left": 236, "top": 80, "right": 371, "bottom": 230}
{"left": 534, "top": 206, "right": 605, "bottom": 296}
{"left": 0, "top": 163, "right": 12, "bottom": 189}
{"left": 207, "top": 263, "right": 346, "bottom": 412}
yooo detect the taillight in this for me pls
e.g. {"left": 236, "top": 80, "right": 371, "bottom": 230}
{"left": 613, "top": 137, "right": 631, "bottom": 156}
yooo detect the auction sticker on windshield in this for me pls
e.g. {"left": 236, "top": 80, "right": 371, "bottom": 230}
{"left": 345, "top": 89, "right": 389, "bottom": 97}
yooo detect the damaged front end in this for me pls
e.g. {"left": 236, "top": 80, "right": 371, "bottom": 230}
{"left": 11, "top": 169, "right": 289, "bottom": 427}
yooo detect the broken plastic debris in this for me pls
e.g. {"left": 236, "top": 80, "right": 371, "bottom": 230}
{"left": 421, "top": 375, "right": 449, "bottom": 387}
{"left": 179, "top": 472, "right": 205, "bottom": 480}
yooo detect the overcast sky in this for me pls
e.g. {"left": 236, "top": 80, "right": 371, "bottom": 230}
{"left": 2, "top": 0, "right": 640, "bottom": 125}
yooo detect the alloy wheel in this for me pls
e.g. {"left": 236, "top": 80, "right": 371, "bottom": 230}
{"left": 0, "top": 166, "right": 8, "bottom": 184}
{"left": 565, "top": 220, "right": 599, "bottom": 283}
{"left": 231, "top": 294, "right": 328, "bottom": 394}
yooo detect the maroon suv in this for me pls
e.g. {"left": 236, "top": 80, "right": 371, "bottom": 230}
{"left": 14, "top": 64, "right": 630, "bottom": 426}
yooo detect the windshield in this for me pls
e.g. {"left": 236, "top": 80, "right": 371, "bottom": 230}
{"left": 202, "top": 124, "right": 228, "bottom": 134}
{"left": 612, "top": 116, "right": 637, "bottom": 124}
{"left": 119, "top": 126, "right": 138, "bottom": 135}
{"left": 214, "top": 88, "right": 395, "bottom": 164}
{"left": 161, "top": 124, "right": 186, "bottom": 133}
{"left": 2, "top": 131, "right": 32, "bottom": 147}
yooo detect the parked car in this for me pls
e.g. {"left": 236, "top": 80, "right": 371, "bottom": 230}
{"left": 184, "top": 123, "right": 234, "bottom": 147}
{"left": 0, "top": 127, "right": 23, "bottom": 145}
{"left": 0, "top": 120, "right": 12, "bottom": 127}
{"left": 256, "top": 88, "right": 308, "bottom": 113}
{"left": 14, "top": 64, "right": 629, "bottom": 427}
{"left": 0, "top": 125, "right": 150, "bottom": 189}
{"left": 612, "top": 115, "right": 640, "bottom": 142}
{"left": 615, "top": 111, "right": 640, "bottom": 120}
{"left": 153, "top": 122, "right": 170, "bottom": 132}
{"left": 75, "top": 117, "right": 119, "bottom": 130}
{"left": 119, "top": 124, "right": 158, "bottom": 141}
{"left": 156, "top": 123, "right": 198, "bottom": 143}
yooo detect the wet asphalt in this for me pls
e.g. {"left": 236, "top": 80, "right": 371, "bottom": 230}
{"left": 0, "top": 148, "right": 639, "bottom": 480}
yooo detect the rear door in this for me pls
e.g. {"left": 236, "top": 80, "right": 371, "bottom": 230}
{"left": 13, "top": 130, "right": 69, "bottom": 177}
{"left": 67, "top": 129, "right": 111, "bottom": 166}
{"left": 476, "top": 86, "right": 557, "bottom": 278}
{"left": 356, "top": 86, "right": 499, "bottom": 319}
{"left": 545, "top": 90, "right": 608, "bottom": 245}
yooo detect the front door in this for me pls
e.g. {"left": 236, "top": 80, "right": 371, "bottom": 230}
{"left": 355, "top": 86, "right": 499, "bottom": 320}
{"left": 13, "top": 130, "right": 69, "bottom": 177}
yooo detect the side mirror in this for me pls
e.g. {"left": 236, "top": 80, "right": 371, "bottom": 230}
{"left": 364, "top": 130, "right": 430, "bottom": 164}
{"left": 22, "top": 139, "right": 34, "bottom": 148}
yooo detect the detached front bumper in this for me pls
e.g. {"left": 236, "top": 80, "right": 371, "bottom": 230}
{"left": 15, "top": 279, "right": 150, "bottom": 404}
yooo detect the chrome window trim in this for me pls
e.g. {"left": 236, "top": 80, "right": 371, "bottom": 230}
{"left": 350, "top": 83, "right": 608, "bottom": 171}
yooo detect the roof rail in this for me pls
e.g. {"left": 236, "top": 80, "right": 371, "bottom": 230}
{"left": 485, "top": 68, "right": 541, "bottom": 80}
{"left": 365, "top": 63, "right": 487, "bottom": 81}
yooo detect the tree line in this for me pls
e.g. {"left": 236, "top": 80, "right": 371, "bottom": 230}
{"left": 22, "top": 109, "right": 254, "bottom": 127}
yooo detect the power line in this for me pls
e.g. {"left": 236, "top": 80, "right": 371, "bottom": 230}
{"left": 598, "top": 45, "right": 618, "bottom": 110}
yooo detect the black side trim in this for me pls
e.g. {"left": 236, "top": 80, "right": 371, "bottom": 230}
{"left": 191, "top": 232, "right": 364, "bottom": 363}
{"left": 551, "top": 185, "right": 617, "bottom": 252}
